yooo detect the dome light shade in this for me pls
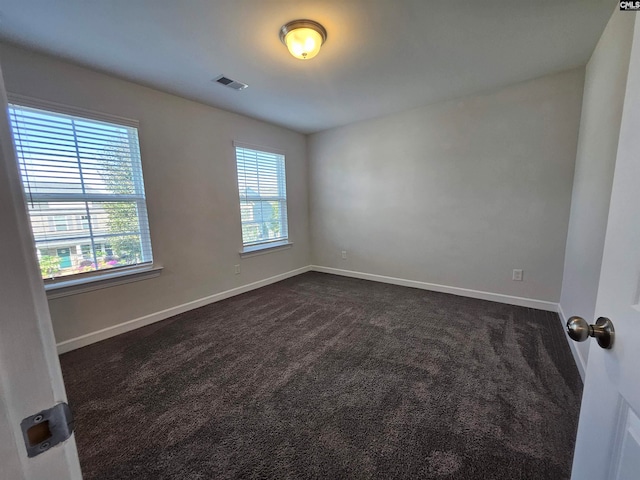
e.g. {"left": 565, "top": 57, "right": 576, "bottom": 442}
{"left": 279, "top": 20, "right": 327, "bottom": 60}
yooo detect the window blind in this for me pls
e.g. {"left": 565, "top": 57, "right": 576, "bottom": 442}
{"left": 235, "top": 145, "right": 288, "bottom": 247}
{"left": 8, "top": 104, "right": 153, "bottom": 280}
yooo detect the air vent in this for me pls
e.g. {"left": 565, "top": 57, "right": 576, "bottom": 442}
{"left": 213, "top": 75, "right": 248, "bottom": 91}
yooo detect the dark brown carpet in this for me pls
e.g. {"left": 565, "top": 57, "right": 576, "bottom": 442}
{"left": 60, "top": 272, "right": 582, "bottom": 479}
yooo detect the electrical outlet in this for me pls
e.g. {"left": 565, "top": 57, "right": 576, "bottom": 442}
{"left": 341, "top": 250, "right": 347, "bottom": 260}
{"left": 234, "top": 264, "right": 241, "bottom": 275}
{"left": 512, "top": 269, "right": 523, "bottom": 281}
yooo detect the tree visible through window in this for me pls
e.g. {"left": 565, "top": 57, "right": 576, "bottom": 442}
{"left": 235, "top": 144, "right": 288, "bottom": 247}
{"left": 8, "top": 103, "right": 153, "bottom": 280}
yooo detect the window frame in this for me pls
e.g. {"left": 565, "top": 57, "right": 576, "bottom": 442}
{"left": 233, "top": 141, "right": 292, "bottom": 255}
{"left": 7, "top": 94, "right": 159, "bottom": 294}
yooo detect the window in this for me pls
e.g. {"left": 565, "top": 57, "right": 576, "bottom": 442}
{"left": 8, "top": 103, "right": 153, "bottom": 281}
{"left": 52, "top": 215, "right": 69, "bottom": 231}
{"left": 234, "top": 143, "right": 288, "bottom": 249}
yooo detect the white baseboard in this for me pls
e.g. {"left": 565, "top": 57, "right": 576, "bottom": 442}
{"left": 57, "top": 264, "right": 564, "bottom": 355}
{"left": 310, "top": 265, "right": 559, "bottom": 312}
{"left": 56, "top": 266, "right": 311, "bottom": 354}
{"left": 557, "top": 303, "right": 587, "bottom": 381}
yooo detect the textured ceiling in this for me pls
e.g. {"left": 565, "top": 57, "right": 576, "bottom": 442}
{"left": 0, "top": 0, "right": 614, "bottom": 133}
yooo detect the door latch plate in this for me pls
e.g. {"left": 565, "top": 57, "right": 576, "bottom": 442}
{"left": 20, "top": 402, "right": 74, "bottom": 457}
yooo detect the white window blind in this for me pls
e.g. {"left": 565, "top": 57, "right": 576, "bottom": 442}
{"left": 235, "top": 145, "right": 288, "bottom": 247}
{"left": 8, "top": 103, "right": 153, "bottom": 281}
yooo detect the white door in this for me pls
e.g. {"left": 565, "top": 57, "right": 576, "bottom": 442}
{"left": 570, "top": 14, "right": 640, "bottom": 480}
{"left": 0, "top": 63, "right": 82, "bottom": 477}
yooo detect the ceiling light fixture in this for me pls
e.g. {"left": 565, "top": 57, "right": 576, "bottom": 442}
{"left": 279, "top": 19, "right": 327, "bottom": 60}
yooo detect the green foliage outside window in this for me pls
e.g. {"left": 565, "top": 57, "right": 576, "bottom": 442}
{"left": 39, "top": 255, "right": 61, "bottom": 278}
{"left": 101, "top": 148, "right": 143, "bottom": 264}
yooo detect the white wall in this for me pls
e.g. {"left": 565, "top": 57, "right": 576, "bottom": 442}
{"left": 559, "top": 10, "right": 635, "bottom": 374}
{"left": 0, "top": 40, "right": 598, "bottom": 350}
{"left": 309, "top": 69, "right": 584, "bottom": 303}
{"left": 0, "top": 43, "right": 310, "bottom": 345}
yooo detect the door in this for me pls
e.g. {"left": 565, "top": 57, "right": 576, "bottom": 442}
{"left": 0, "top": 63, "right": 82, "bottom": 476}
{"left": 57, "top": 248, "right": 72, "bottom": 269}
{"left": 570, "top": 14, "right": 640, "bottom": 480}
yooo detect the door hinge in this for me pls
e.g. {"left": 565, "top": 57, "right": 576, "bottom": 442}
{"left": 20, "top": 402, "right": 74, "bottom": 457}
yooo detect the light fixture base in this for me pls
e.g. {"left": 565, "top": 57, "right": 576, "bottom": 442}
{"left": 279, "top": 19, "right": 327, "bottom": 46}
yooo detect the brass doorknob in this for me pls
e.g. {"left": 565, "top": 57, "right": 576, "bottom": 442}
{"left": 566, "top": 316, "right": 615, "bottom": 349}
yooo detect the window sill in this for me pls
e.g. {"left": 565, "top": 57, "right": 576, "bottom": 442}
{"left": 45, "top": 265, "right": 163, "bottom": 299}
{"left": 239, "top": 241, "right": 293, "bottom": 258}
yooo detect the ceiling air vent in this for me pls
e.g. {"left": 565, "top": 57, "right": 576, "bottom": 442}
{"left": 213, "top": 75, "right": 248, "bottom": 91}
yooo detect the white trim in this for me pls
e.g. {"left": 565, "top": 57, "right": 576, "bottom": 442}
{"left": 233, "top": 140, "right": 285, "bottom": 156}
{"left": 557, "top": 303, "right": 587, "bottom": 381}
{"left": 310, "top": 265, "right": 559, "bottom": 311}
{"left": 56, "top": 266, "right": 311, "bottom": 354}
{"left": 56, "top": 265, "right": 572, "bottom": 357}
{"left": 46, "top": 265, "right": 163, "bottom": 299}
{"left": 240, "top": 241, "right": 293, "bottom": 257}
{"left": 7, "top": 93, "right": 139, "bottom": 128}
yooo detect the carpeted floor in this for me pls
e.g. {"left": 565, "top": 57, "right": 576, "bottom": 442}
{"left": 60, "top": 272, "right": 582, "bottom": 479}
